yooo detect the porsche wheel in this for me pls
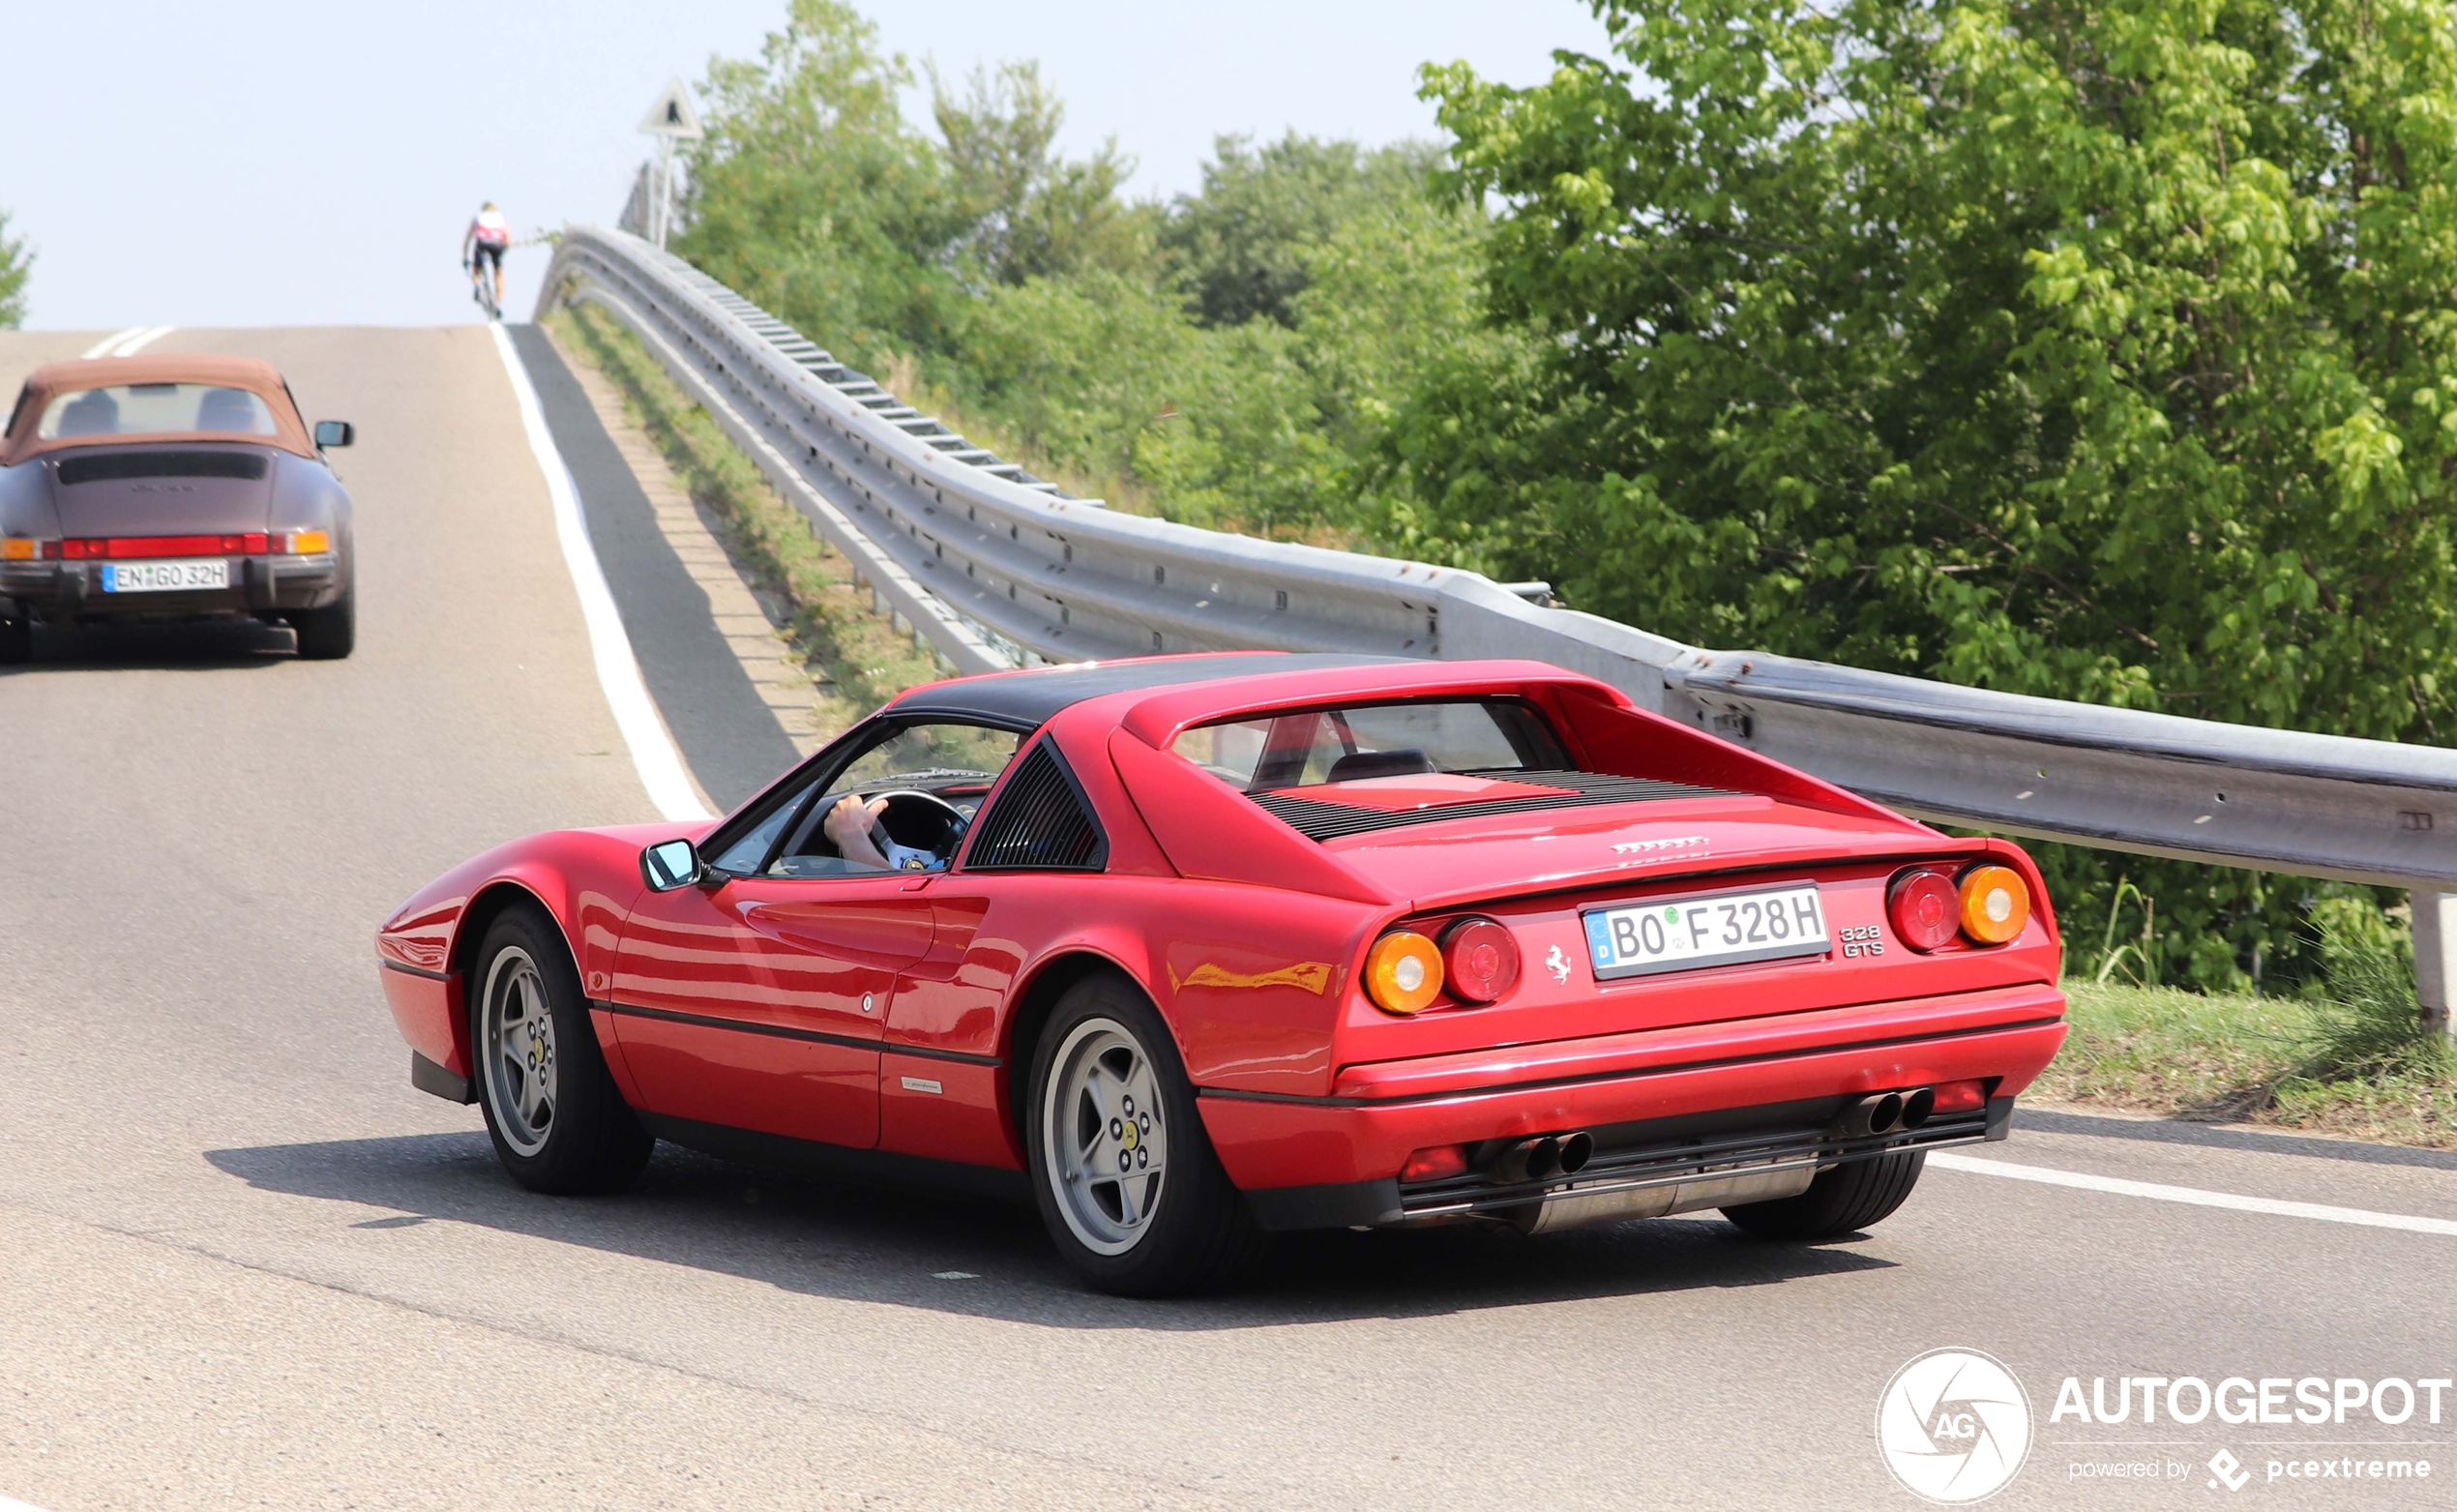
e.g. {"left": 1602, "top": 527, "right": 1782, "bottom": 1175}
{"left": 1722, "top": 1150, "right": 1925, "bottom": 1240}
{"left": 1025, "top": 973, "right": 1265, "bottom": 1296}
{"left": 471, "top": 905, "right": 652, "bottom": 1194}
{"left": 292, "top": 588, "right": 354, "bottom": 660}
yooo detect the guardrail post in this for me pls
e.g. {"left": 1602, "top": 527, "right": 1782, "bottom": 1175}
{"left": 2413, "top": 890, "right": 2457, "bottom": 1039}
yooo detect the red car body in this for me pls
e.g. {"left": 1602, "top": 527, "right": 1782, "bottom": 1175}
{"left": 377, "top": 653, "right": 2065, "bottom": 1241}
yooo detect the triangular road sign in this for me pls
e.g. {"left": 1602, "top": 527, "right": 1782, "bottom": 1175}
{"left": 638, "top": 77, "right": 704, "bottom": 139}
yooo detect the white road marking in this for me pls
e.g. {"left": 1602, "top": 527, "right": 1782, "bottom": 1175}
{"left": 79, "top": 326, "right": 143, "bottom": 358}
{"left": 1, "top": 1496, "right": 55, "bottom": 1512}
{"left": 488, "top": 323, "right": 712, "bottom": 823}
{"left": 1929, "top": 1151, "right": 2457, "bottom": 1237}
{"left": 113, "top": 324, "right": 175, "bottom": 356}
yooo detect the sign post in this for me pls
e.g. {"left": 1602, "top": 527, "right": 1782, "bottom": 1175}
{"left": 636, "top": 78, "right": 705, "bottom": 250}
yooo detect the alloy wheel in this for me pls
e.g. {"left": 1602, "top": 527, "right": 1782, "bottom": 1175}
{"left": 1041, "top": 1018, "right": 1169, "bottom": 1256}
{"left": 481, "top": 946, "right": 558, "bottom": 1157}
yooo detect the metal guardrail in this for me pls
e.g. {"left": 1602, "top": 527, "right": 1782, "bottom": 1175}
{"left": 538, "top": 224, "right": 2457, "bottom": 900}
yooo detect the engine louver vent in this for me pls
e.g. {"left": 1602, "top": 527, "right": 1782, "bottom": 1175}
{"left": 964, "top": 743, "right": 1108, "bottom": 872}
{"left": 56, "top": 450, "right": 271, "bottom": 486}
{"left": 1251, "top": 769, "right": 1733, "bottom": 843}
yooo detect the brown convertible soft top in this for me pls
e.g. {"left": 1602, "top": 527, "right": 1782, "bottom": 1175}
{"left": 1, "top": 354, "right": 315, "bottom": 464}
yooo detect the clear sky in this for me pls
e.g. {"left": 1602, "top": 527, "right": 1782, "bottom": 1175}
{"left": 0, "top": 1, "right": 1613, "bottom": 332}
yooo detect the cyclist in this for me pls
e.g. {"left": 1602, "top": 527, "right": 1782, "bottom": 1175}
{"left": 462, "top": 201, "right": 511, "bottom": 316}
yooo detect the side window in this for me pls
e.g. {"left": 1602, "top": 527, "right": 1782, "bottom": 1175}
{"left": 705, "top": 779, "right": 815, "bottom": 875}
{"left": 764, "top": 720, "right": 1024, "bottom": 878}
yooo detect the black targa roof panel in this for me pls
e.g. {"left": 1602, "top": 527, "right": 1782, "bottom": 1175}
{"left": 888, "top": 652, "right": 1404, "bottom": 727}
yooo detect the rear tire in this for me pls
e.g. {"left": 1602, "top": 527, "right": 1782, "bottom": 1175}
{"left": 1023, "top": 972, "right": 1267, "bottom": 1296}
{"left": 292, "top": 588, "right": 354, "bottom": 660}
{"left": 0, "top": 614, "right": 29, "bottom": 665}
{"left": 470, "top": 904, "right": 653, "bottom": 1195}
{"left": 1722, "top": 1151, "right": 1925, "bottom": 1239}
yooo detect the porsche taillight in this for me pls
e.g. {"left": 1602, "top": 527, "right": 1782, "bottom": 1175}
{"left": 1438, "top": 916, "right": 1519, "bottom": 1003}
{"left": 0, "top": 537, "right": 48, "bottom": 561}
{"left": 1364, "top": 931, "right": 1444, "bottom": 1015}
{"left": 1887, "top": 870, "right": 1960, "bottom": 952}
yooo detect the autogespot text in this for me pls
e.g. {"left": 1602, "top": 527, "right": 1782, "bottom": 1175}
{"left": 2053, "top": 1375, "right": 2453, "bottom": 1427}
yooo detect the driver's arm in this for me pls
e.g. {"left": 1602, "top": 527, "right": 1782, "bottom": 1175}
{"left": 819, "top": 794, "right": 892, "bottom": 869}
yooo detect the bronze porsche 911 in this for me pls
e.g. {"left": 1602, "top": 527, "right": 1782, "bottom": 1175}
{"left": 0, "top": 354, "right": 357, "bottom": 661}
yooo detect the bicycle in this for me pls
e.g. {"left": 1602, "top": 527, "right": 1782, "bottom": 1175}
{"left": 466, "top": 258, "right": 501, "bottom": 321}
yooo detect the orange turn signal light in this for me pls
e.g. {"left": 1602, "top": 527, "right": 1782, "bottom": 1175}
{"left": 1, "top": 537, "right": 38, "bottom": 561}
{"left": 1958, "top": 865, "right": 2030, "bottom": 945}
{"left": 1365, "top": 930, "right": 1444, "bottom": 1015}
{"left": 284, "top": 529, "right": 332, "bottom": 554}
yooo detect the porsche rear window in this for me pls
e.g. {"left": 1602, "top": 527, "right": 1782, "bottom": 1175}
{"left": 37, "top": 383, "right": 278, "bottom": 440}
{"left": 1173, "top": 699, "right": 1573, "bottom": 790}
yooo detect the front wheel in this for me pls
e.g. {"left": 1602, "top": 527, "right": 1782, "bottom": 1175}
{"left": 1722, "top": 1150, "right": 1925, "bottom": 1239}
{"left": 471, "top": 905, "right": 653, "bottom": 1194}
{"left": 1024, "top": 973, "right": 1266, "bottom": 1296}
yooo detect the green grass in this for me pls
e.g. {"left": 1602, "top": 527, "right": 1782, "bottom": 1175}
{"left": 2041, "top": 978, "right": 2457, "bottom": 1148}
{"left": 546, "top": 302, "right": 947, "bottom": 735}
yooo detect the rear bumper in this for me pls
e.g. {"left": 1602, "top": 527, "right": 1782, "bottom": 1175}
{"left": 1244, "top": 1096, "right": 2013, "bottom": 1230}
{"left": 0, "top": 552, "right": 341, "bottom": 619}
{"left": 1201, "top": 982, "right": 2065, "bottom": 1226}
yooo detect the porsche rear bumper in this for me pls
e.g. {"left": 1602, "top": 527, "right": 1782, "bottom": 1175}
{"left": 0, "top": 551, "right": 342, "bottom": 620}
{"left": 1203, "top": 981, "right": 2065, "bottom": 1230}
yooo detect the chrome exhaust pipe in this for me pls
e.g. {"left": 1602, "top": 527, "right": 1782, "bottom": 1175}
{"left": 1899, "top": 1086, "right": 1936, "bottom": 1131}
{"left": 1494, "top": 1130, "right": 1597, "bottom": 1184}
{"left": 1838, "top": 1092, "right": 1906, "bottom": 1138}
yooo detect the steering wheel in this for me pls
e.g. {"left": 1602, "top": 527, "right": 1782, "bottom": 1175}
{"left": 862, "top": 789, "right": 971, "bottom": 872}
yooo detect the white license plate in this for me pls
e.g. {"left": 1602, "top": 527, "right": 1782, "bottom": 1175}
{"left": 1583, "top": 882, "right": 1829, "bottom": 980}
{"left": 101, "top": 558, "right": 230, "bottom": 593}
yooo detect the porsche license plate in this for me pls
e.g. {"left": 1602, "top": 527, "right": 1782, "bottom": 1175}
{"left": 1583, "top": 883, "right": 1828, "bottom": 980}
{"left": 101, "top": 559, "right": 230, "bottom": 593}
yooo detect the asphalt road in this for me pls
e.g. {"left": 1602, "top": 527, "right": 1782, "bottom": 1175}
{"left": 3, "top": 326, "right": 2454, "bottom": 1511}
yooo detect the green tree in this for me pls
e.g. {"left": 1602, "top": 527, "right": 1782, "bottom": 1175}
{"left": 677, "top": 0, "right": 966, "bottom": 369}
{"left": 1159, "top": 133, "right": 1446, "bottom": 328}
{"left": 1391, "top": 0, "right": 2457, "bottom": 988}
{"left": 932, "top": 60, "right": 1149, "bottom": 286}
{"left": 0, "top": 212, "right": 31, "bottom": 328}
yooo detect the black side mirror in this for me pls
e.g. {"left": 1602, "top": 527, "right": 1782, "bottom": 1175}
{"left": 640, "top": 838, "right": 702, "bottom": 891}
{"left": 313, "top": 420, "right": 354, "bottom": 449}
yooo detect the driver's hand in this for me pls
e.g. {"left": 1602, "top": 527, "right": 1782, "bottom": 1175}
{"left": 821, "top": 794, "right": 892, "bottom": 869}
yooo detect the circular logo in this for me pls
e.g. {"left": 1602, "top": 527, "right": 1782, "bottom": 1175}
{"left": 1876, "top": 1349, "right": 2032, "bottom": 1504}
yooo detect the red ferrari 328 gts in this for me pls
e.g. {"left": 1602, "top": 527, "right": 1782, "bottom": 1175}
{"left": 377, "top": 653, "right": 2067, "bottom": 1294}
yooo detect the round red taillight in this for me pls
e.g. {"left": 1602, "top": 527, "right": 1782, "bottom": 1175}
{"left": 1440, "top": 916, "right": 1520, "bottom": 1003}
{"left": 1887, "top": 870, "right": 1960, "bottom": 952}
